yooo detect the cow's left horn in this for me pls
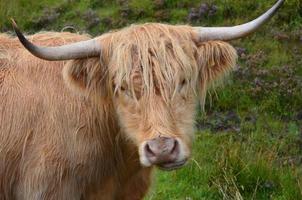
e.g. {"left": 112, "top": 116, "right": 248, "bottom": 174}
{"left": 195, "top": 0, "right": 284, "bottom": 42}
{"left": 11, "top": 19, "right": 101, "bottom": 61}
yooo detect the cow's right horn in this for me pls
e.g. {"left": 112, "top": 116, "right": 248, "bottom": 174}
{"left": 195, "top": 0, "right": 284, "bottom": 42}
{"left": 11, "top": 19, "right": 101, "bottom": 61}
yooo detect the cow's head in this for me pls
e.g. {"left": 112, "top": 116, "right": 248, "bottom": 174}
{"left": 12, "top": 0, "right": 283, "bottom": 170}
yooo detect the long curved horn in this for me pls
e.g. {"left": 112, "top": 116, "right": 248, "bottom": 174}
{"left": 11, "top": 19, "right": 101, "bottom": 61}
{"left": 195, "top": 0, "right": 284, "bottom": 42}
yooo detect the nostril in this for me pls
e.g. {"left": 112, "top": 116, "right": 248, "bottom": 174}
{"left": 169, "top": 139, "right": 179, "bottom": 158}
{"left": 145, "top": 143, "right": 156, "bottom": 157}
{"left": 171, "top": 140, "right": 178, "bottom": 154}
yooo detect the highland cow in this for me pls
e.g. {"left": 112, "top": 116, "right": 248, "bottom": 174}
{"left": 0, "top": 0, "right": 283, "bottom": 199}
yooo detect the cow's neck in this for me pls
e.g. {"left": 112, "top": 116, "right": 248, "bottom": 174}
{"left": 87, "top": 100, "right": 142, "bottom": 185}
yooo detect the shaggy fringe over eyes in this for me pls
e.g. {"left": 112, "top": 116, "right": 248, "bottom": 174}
{"left": 105, "top": 23, "right": 199, "bottom": 102}
{"left": 197, "top": 41, "right": 238, "bottom": 108}
{"left": 63, "top": 24, "right": 237, "bottom": 108}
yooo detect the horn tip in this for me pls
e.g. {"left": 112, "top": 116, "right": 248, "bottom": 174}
{"left": 10, "top": 19, "right": 26, "bottom": 43}
{"left": 10, "top": 18, "right": 22, "bottom": 37}
{"left": 10, "top": 18, "right": 18, "bottom": 29}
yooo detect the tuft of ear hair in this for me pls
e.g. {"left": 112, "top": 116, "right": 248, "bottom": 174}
{"left": 63, "top": 58, "right": 110, "bottom": 100}
{"left": 197, "top": 41, "right": 238, "bottom": 107}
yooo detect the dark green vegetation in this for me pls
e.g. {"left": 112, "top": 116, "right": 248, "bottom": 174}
{"left": 1, "top": 0, "right": 301, "bottom": 199}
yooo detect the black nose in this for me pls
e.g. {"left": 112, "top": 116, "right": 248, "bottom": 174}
{"left": 144, "top": 137, "right": 179, "bottom": 165}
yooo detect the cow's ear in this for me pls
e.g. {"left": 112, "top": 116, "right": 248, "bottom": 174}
{"left": 63, "top": 57, "right": 109, "bottom": 97}
{"left": 196, "top": 41, "right": 237, "bottom": 105}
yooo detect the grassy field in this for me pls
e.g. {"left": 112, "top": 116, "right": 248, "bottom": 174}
{"left": 1, "top": 0, "right": 302, "bottom": 199}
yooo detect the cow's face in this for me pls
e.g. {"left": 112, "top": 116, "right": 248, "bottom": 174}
{"left": 113, "top": 73, "right": 197, "bottom": 170}
{"left": 104, "top": 28, "right": 201, "bottom": 170}
{"left": 63, "top": 25, "right": 237, "bottom": 170}
{"left": 109, "top": 41, "right": 237, "bottom": 170}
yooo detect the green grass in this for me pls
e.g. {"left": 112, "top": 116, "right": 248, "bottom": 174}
{"left": 0, "top": 0, "right": 61, "bottom": 30}
{"left": 1, "top": 0, "right": 301, "bottom": 199}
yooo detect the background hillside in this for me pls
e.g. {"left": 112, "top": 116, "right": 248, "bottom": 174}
{"left": 1, "top": 0, "right": 301, "bottom": 199}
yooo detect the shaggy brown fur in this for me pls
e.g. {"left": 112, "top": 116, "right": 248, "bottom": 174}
{"left": 0, "top": 23, "right": 237, "bottom": 199}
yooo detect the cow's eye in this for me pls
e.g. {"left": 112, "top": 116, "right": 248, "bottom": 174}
{"left": 178, "top": 79, "right": 187, "bottom": 92}
{"left": 121, "top": 86, "right": 126, "bottom": 91}
{"left": 120, "top": 86, "right": 133, "bottom": 98}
